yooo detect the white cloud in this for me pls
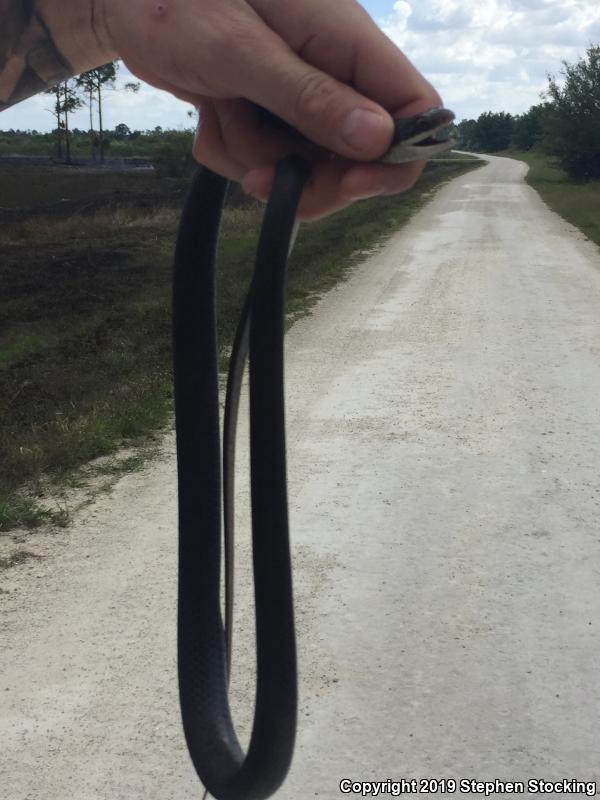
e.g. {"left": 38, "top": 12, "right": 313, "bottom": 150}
{"left": 389, "top": 1, "right": 412, "bottom": 32}
{"left": 378, "top": 0, "right": 600, "bottom": 119}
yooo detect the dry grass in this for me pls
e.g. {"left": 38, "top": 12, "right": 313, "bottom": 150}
{"left": 0, "top": 205, "right": 182, "bottom": 246}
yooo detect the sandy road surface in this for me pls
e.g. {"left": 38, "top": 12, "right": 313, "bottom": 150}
{"left": 2, "top": 156, "right": 600, "bottom": 798}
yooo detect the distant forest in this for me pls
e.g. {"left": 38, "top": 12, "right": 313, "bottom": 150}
{"left": 453, "top": 44, "right": 600, "bottom": 181}
{"left": 0, "top": 60, "right": 196, "bottom": 177}
{"left": 0, "top": 125, "right": 195, "bottom": 176}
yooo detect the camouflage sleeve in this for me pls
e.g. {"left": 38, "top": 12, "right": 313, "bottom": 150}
{"left": 0, "top": 0, "right": 74, "bottom": 110}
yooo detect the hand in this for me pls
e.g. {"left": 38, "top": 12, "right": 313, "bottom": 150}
{"left": 101, "top": 0, "right": 442, "bottom": 220}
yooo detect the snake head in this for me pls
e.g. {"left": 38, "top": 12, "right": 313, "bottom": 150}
{"left": 382, "top": 107, "right": 456, "bottom": 164}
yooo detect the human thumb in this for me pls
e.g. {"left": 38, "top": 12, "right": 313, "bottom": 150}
{"left": 235, "top": 45, "right": 394, "bottom": 160}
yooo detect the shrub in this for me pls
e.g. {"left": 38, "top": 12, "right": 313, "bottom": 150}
{"left": 152, "top": 131, "right": 195, "bottom": 178}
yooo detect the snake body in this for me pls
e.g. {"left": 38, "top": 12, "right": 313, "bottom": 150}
{"left": 172, "top": 107, "right": 455, "bottom": 800}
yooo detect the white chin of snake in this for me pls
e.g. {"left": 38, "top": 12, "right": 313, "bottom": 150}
{"left": 381, "top": 136, "right": 456, "bottom": 164}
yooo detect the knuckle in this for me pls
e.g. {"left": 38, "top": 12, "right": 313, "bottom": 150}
{"left": 293, "top": 70, "right": 339, "bottom": 121}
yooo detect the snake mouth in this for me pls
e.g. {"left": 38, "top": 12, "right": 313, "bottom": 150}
{"left": 382, "top": 107, "right": 456, "bottom": 164}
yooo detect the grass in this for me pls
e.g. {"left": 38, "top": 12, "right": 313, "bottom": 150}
{"left": 0, "top": 157, "right": 481, "bottom": 531}
{"left": 498, "top": 149, "right": 600, "bottom": 248}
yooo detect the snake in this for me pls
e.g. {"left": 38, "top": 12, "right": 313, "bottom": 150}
{"left": 172, "top": 106, "right": 455, "bottom": 800}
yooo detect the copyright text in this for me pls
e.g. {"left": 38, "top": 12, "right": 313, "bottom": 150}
{"left": 339, "top": 778, "right": 597, "bottom": 797}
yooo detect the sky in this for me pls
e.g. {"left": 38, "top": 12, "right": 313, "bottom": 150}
{"left": 1, "top": 0, "right": 599, "bottom": 132}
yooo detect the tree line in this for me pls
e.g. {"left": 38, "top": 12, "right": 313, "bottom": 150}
{"left": 454, "top": 45, "right": 600, "bottom": 180}
{"left": 4, "top": 46, "right": 599, "bottom": 180}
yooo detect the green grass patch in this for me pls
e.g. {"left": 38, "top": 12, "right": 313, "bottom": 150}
{"left": 499, "top": 149, "right": 600, "bottom": 248}
{"left": 0, "top": 159, "right": 480, "bottom": 531}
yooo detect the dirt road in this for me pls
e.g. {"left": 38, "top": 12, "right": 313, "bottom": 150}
{"left": 2, "top": 156, "right": 600, "bottom": 798}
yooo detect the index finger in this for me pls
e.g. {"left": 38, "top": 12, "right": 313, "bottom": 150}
{"left": 250, "top": 0, "right": 442, "bottom": 115}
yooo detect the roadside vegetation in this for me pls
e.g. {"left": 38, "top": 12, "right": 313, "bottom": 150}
{"left": 0, "top": 126, "right": 194, "bottom": 174}
{"left": 452, "top": 44, "right": 600, "bottom": 248}
{"left": 500, "top": 150, "right": 600, "bottom": 250}
{"left": 0, "top": 156, "right": 481, "bottom": 532}
{"left": 454, "top": 44, "right": 600, "bottom": 183}
{"left": 0, "top": 58, "right": 193, "bottom": 173}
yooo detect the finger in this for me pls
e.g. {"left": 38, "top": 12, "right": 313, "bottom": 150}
{"left": 115, "top": 80, "right": 299, "bottom": 180}
{"left": 339, "top": 160, "right": 425, "bottom": 200}
{"left": 250, "top": 0, "right": 443, "bottom": 114}
{"left": 209, "top": 99, "right": 317, "bottom": 166}
{"left": 123, "top": 3, "right": 394, "bottom": 162}
{"left": 190, "top": 100, "right": 247, "bottom": 181}
{"left": 194, "top": 97, "right": 324, "bottom": 181}
{"left": 206, "top": 20, "right": 394, "bottom": 161}
{"left": 242, "top": 160, "right": 347, "bottom": 220}
{"left": 243, "top": 158, "right": 425, "bottom": 221}
{"left": 108, "top": 69, "right": 251, "bottom": 181}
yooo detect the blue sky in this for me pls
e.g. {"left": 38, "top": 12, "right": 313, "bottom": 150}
{"left": 2, "top": 0, "right": 599, "bottom": 132}
{"left": 364, "top": 1, "right": 399, "bottom": 18}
